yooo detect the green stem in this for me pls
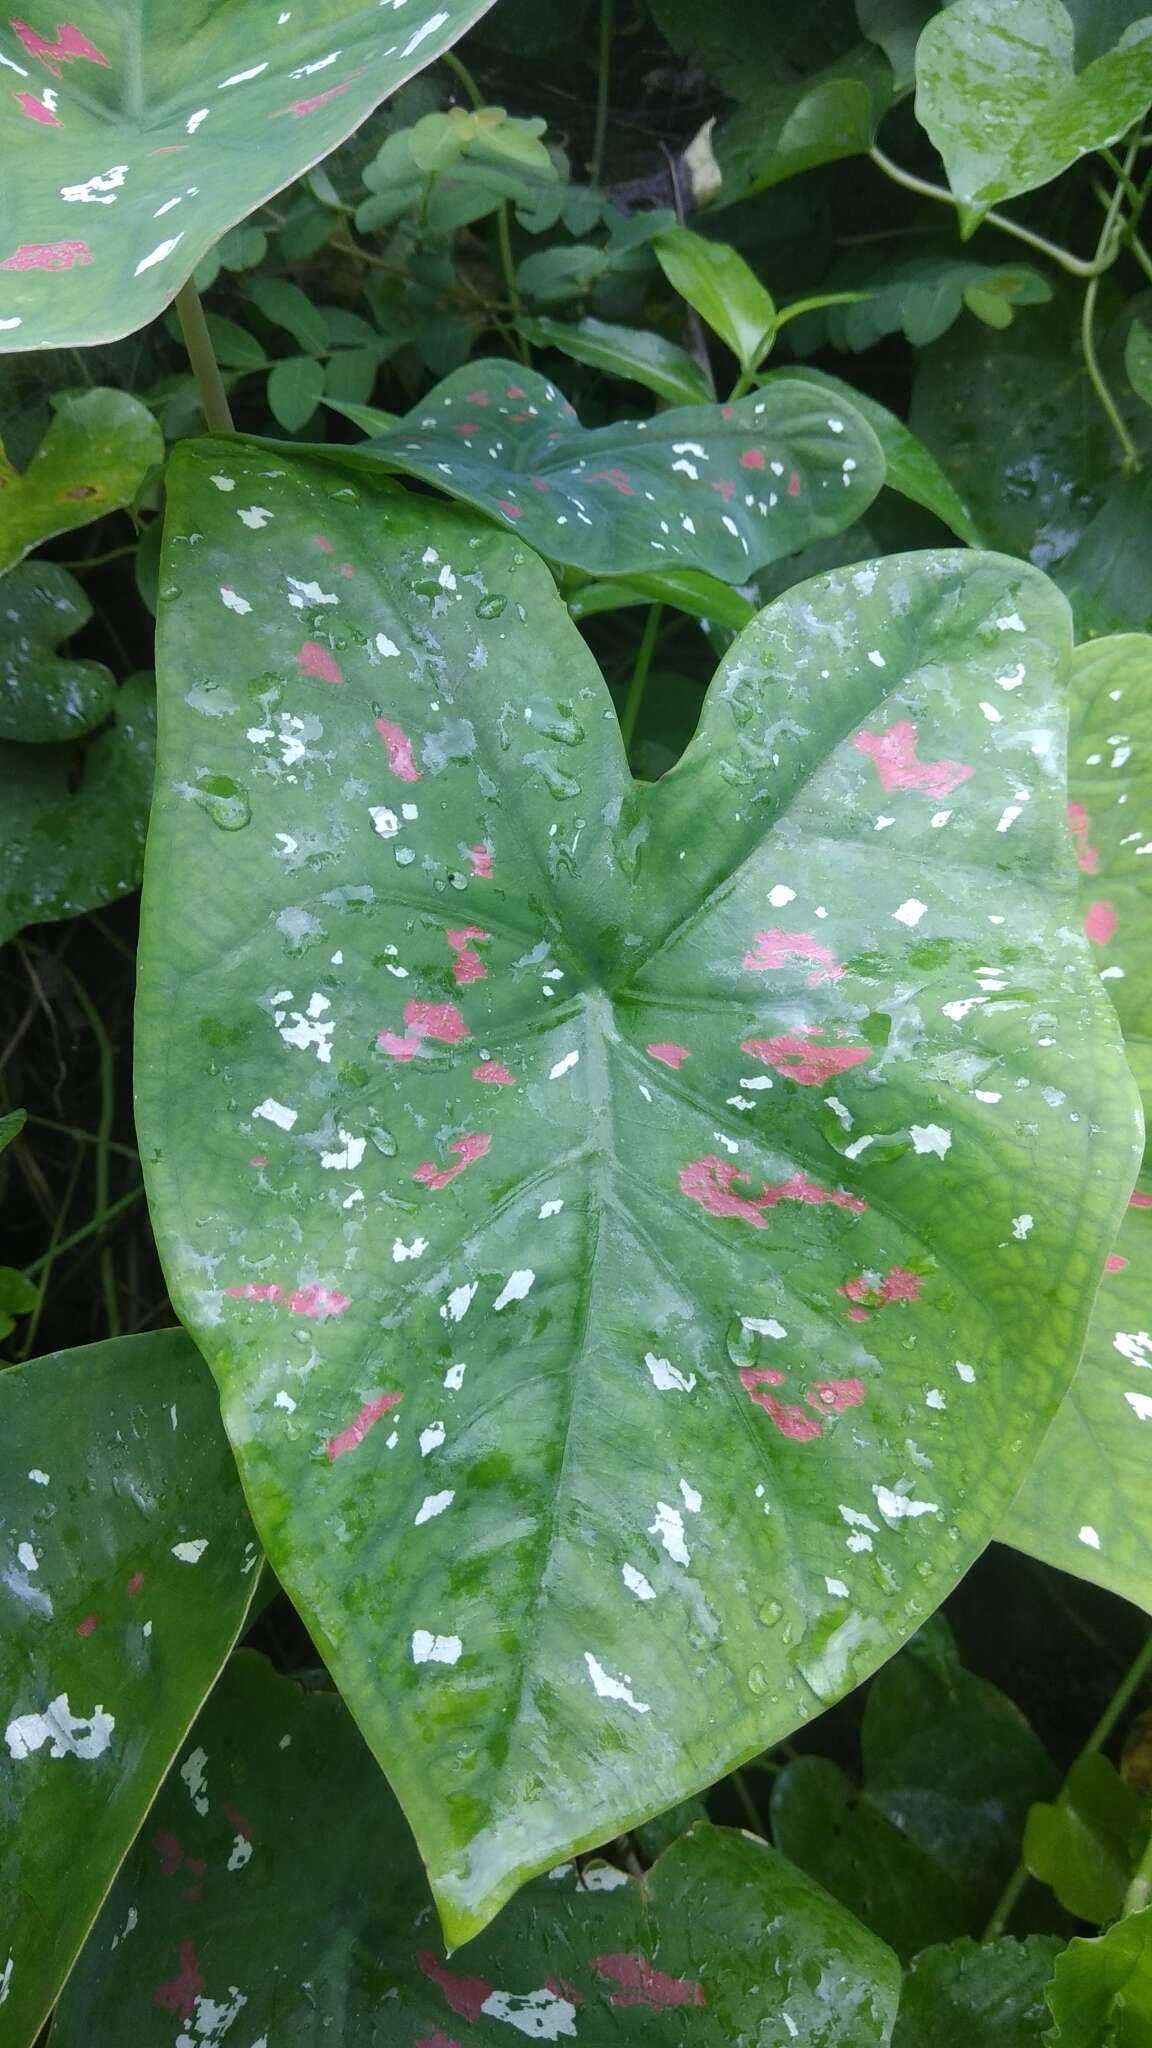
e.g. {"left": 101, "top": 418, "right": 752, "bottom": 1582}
{"left": 442, "top": 46, "right": 483, "bottom": 107}
{"left": 591, "top": 0, "right": 614, "bottom": 186}
{"left": 868, "top": 142, "right": 1121, "bottom": 278}
{"left": 984, "top": 1628, "right": 1152, "bottom": 1940}
{"left": 440, "top": 50, "right": 526, "bottom": 361}
{"left": 1124, "top": 1830, "right": 1152, "bottom": 1917}
{"left": 20, "top": 1186, "right": 143, "bottom": 1280}
{"left": 53, "top": 540, "right": 140, "bottom": 572}
{"left": 17, "top": 1143, "right": 84, "bottom": 1361}
{"left": 1082, "top": 139, "right": 1142, "bottom": 470}
{"left": 57, "top": 962, "right": 120, "bottom": 1336}
{"left": 730, "top": 1769, "right": 764, "bottom": 1835}
{"left": 727, "top": 368, "right": 756, "bottom": 403}
{"left": 619, "top": 603, "right": 662, "bottom": 751}
{"left": 175, "top": 277, "right": 234, "bottom": 434}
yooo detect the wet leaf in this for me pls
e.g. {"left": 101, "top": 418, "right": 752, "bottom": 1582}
{"left": 56, "top": 1649, "right": 902, "bottom": 2046}
{"left": 0, "top": 1330, "right": 259, "bottom": 2048}
{"left": 1024, "top": 1754, "right": 1151, "bottom": 1925}
{"left": 1043, "top": 1905, "right": 1152, "bottom": 2044}
{"left": 915, "top": 0, "right": 1152, "bottom": 210}
{"left": 893, "top": 1935, "right": 1062, "bottom": 2046}
{"left": 137, "top": 440, "right": 1138, "bottom": 1944}
{"left": 0, "top": 561, "right": 116, "bottom": 744}
{"left": 355, "top": 355, "right": 885, "bottom": 580}
{"left": 0, "top": 0, "right": 494, "bottom": 353}
{"left": 0, "top": 389, "right": 161, "bottom": 574}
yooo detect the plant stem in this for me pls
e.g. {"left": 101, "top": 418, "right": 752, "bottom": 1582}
{"left": 619, "top": 603, "right": 662, "bottom": 751}
{"left": 591, "top": 0, "right": 614, "bottom": 186}
{"left": 17, "top": 1142, "right": 84, "bottom": 1361}
{"left": 730, "top": 1769, "right": 763, "bottom": 1835}
{"left": 1081, "top": 138, "right": 1142, "bottom": 470}
{"left": 54, "top": 540, "right": 140, "bottom": 572}
{"left": 57, "top": 962, "right": 121, "bottom": 1336}
{"left": 441, "top": 49, "right": 527, "bottom": 361}
{"left": 174, "top": 276, "right": 234, "bottom": 434}
{"left": 1124, "top": 1830, "right": 1152, "bottom": 1917}
{"left": 20, "top": 1186, "right": 143, "bottom": 1279}
{"left": 868, "top": 142, "right": 1121, "bottom": 278}
{"left": 442, "top": 46, "right": 483, "bottom": 107}
{"left": 983, "top": 1627, "right": 1152, "bottom": 1940}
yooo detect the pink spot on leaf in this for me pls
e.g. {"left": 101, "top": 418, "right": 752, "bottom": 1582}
{"left": 743, "top": 929, "right": 845, "bottom": 985}
{"left": 787, "top": 469, "right": 800, "bottom": 497}
{"left": 15, "top": 90, "right": 60, "bottom": 122}
{"left": 741, "top": 1031, "right": 868, "bottom": 1086}
{"left": 680, "top": 1155, "right": 865, "bottom": 1227}
{"left": 739, "top": 448, "right": 765, "bottom": 470}
{"left": 1067, "top": 801, "right": 1099, "bottom": 874}
{"left": 473, "top": 1060, "right": 514, "bottom": 1085}
{"left": 374, "top": 717, "right": 420, "bottom": 782}
{"left": 297, "top": 641, "right": 342, "bottom": 684}
{"left": 1106, "top": 1253, "right": 1128, "bottom": 1271}
{"left": 417, "top": 1953, "right": 493, "bottom": 2024}
{"left": 807, "top": 1377, "right": 866, "bottom": 1412}
{"left": 248, "top": 1154, "right": 266, "bottom": 1169}
{"left": 404, "top": 999, "right": 468, "bottom": 1043}
{"left": 0, "top": 237, "right": 89, "bottom": 269}
{"left": 126, "top": 1571, "right": 144, "bottom": 1597}
{"left": 468, "top": 844, "right": 492, "bottom": 877}
{"left": 325, "top": 1392, "right": 402, "bottom": 1463}
{"left": 711, "top": 477, "right": 736, "bottom": 502}
{"left": 222, "top": 1803, "right": 251, "bottom": 1840}
{"left": 1131, "top": 1191, "right": 1152, "bottom": 1208}
{"left": 153, "top": 1830, "right": 184, "bottom": 1877}
{"left": 287, "top": 75, "right": 357, "bottom": 117}
{"left": 223, "top": 1282, "right": 348, "bottom": 1319}
{"left": 154, "top": 1943, "right": 204, "bottom": 2021}
{"left": 739, "top": 1369, "right": 823, "bottom": 1440}
{"left": 377, "top": 1030, "right": 420, "bottom": 1060}
{"left": 854, "top": 720, "right": 973, "bottom": 799}
{"left": 413, "top": 1133, "right": 491, "bottom": 1190}
{"left": 313, "top": 534, "right": 333, "bottom": 552}
{"left": 589, "top": 1955, "right": 705, "bottom": 2009}
{"left": 446, "top": 926, "right": 489, "bottom": 985}
{"left": 506, "top": 385, "right": 525, "bottom": 399}
{"left": 496, "top": 499, "right": 523, "bottom": 520}
{"left": 75, "top": 1614, "right": 97, "bottom": 1637}
{"left": 840, "top": 1266, "right": 922, "bottom": 1314}
{"left": 1084, "top": 900, "right": 1116, "bottom": 945}
{"left": 646, "top": 1042, "right": 690, "bottom": 1069}
{"left": 12, "top": 18, "right": 108, "bottom": 72}
{"left": 589, "top": 466, "right": 635, "bottom": 496}
{"left": 464, "top": 390, "right": 490, "bottom": 405}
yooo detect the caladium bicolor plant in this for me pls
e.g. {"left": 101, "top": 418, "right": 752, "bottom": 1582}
{"left": 135, "top": 437, "right": 1138, "bottom": 1942}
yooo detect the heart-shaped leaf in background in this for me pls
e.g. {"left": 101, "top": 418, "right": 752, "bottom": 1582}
{"left": 0, "top": 1330, "right": 259, "bottom": 2048}
{"left": 137, "top": 439, "right": 1138, "bottom": 1943}
{"left": 1003, "top": 635, "right": 1152, "bottom": 1610}
{"left": 0, "top": 560, "right": 115, "bottom": 743}
{"left": 0, "top": 389, "right": 161, "bottom": 573}
{"left": 0, "top": 668, "right": 155, "bottom": 945}
{"left": 1043, "top": 1906, "right": 1152, "bottom": 2044}
{"left": 54, "top": 1649, "right": 902, "bottom": 2047}
{"left": 915, "top": 0, "right": 1152, "bottom": 209}
{"left": 353, "top": 356, "right": 886, "bottom": 579}
{"left": 1024, "top": 1751, "right": 1151, "bottom": 1925}
{"left": 0, "top": 0, "right": 494, "bottom": 353}
{"left": 891, "top": 1934, "right": 1063, "bottom": 2047}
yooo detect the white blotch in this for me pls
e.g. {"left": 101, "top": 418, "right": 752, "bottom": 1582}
{"left": 825, "top": 1577, "right": 849, "bottom": 1598}
{"left": 419, "top": 1423, "right": 446, "bottom": 1456}
{"left": 441, "top": 1282, "right": 477, "bottom": 1324}
{"left": 5, "top": 1696, "right": 114, "bottom": 1762}
{"left": 583, "top": 1653, "right": 649, "bottom": 1714}
{"left": 28, "top": 1469, "right": 49, "bottom": 1485}
{"left": 1011, "top": 1214, "right": 1034, "bottom": 1240}
{"left": 237, "top": 505, "right": 272, "bottom": 529}
{"left": 538, "top": 1198, "right": 564, "bottom": 1219}
{"left": 643, "top": 1351, "right": 696, "bottom": 1393}
{"left": 494, "top": 1269, "right": 535, "bottom": 1311}
{"left": 252, "top": 1098, "right": 297, "bottom": 1131}
{"left": 219, "top": 61, "right": 268, "bottom": 85}
{"left": 873, "top": 1485, "right": 939, "bottom": 1523}
{"left": 622, "top": 1563, "right": 655, "bottom": 1601}
{"left": 61, "top": 162, "right": 128, "bottom": 205}
{"left": 219, "top": 585, "right": 252, "bottom": 615}
{"left": 415, "top": 1490, "right": 455, "bottom": 1525}
{"left": 1079, "top": 1525, "right": 1101, "bottom": 1549}
{"left": 443, "top": 1363, "right": 467, "bottom": 1391}
{"left": 580, "top": 1863, "right": 630, "bottom": 1891}
{"left": 974, "top": 1090, "right": 1002, "bottom": 1104}
{"left": 910, "top": 1124, "right": 951, "bottom": 1157}
{"left": 1114, "top": 1331, "right": 1152, "bottom": 1368}
{"left": 1125, "top": 1391, "right": 1152, "bottom": 1421}
{"left": 768, "top": 884, "right": 796, "bottom": 908}
{"left": 996, "top": 805, "right": 1023, "bottom": 832}
{"left": 996, "top": 664, "right": 1026, "bottom": 690}
{"left": 548, "top": 1050, "right": 580, "bottom": 1080}
{"left": 649, "top": 1502, "right": 689, "bottom": 1566}
{"left": 955, "top": 1361, "right": 976, "bottom": 1383}
{"left": 867, "top": 650, "right": 886, "bottom": 669}
{"left": 172, "top": 1539, "right": 208, "bottom": 1564}
{"left": 134, "top": 233, "right": 183, "bottom": 275}
{"left": 274, "top": 1390, "right": 296, "bottom": 1414}
{"left": 186, "top": 107, "right": 210, "bottom": 133}
{"left": 320, "top": 1130, "right": 365, "bottom": 1170}
{"left": 393, "top": 1236, "right": 429, "bottom": 1263}
{"left": 180, "top": 1745, "right": 209, "bottom": 1816}
{"left": 16, "top": 1542, "right": 37, "bottom": 1573}
{"left": 741, "top": 1315, "right": 787, "bottom": 1339}
{"left": 480, "top": 1986, "right": 579, "bottom": 2037}
{"left": 375, "top": 633, "right": 399, "bottom": 657}
{"left": 926, "top": 1389, "right": 945, "bottom": 1411}
{"left": 227, "top": 1835, "right": 253, "bottom": 1873}
{"left": 997, "top": 612, "right": 1026, "bottom": 631}
{"left": 980, "top": 701, "right": 1002, "bottom": 722}
{"left": 412, "top": 1630, "right": 462, "bottom": 1665}
{"left": 680, "top": 1479, "right": 702, "bottom": 1512}
{"left": 209, "top": 474, "right": 235, "bottom": 492}
{"left": 892, "top": 898, "right": 927, "bottom": 927}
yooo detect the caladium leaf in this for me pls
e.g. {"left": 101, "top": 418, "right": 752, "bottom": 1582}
{"left": 0, "top": 1, "right": 494, "bottom": 353}
{"left": 353, "top": 356, "right": 886, "bottom": 580}
{"left": 138, "top": 439, "right": 1139, "bottom": 1944}
{"left": 892, "top": 1936, "right": 1063, "bottom": 2048}
{"left": 914, "top": 0, "right": 1152, "bottom": 210}
{"left": 0, "top": 560, "right": 115, "bottom": 743}
{"left": 0, "top": 1330, "right": 259, "bottom": 2048}
{"left": 0, "top": 668, "right": 154, "bottom": 944}
{"left": 0, "top": 389, "right": 161, "bottom": 574}
{"left": 55, "top": 1649, "right": 902, "bottom": 2047}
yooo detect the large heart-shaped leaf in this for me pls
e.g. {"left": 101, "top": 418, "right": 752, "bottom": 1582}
{"left": 54, "top": 1649, "right": 902, "bottom": 2045}
{"left": 137, "top": 438, "right": 1139, "bottom": 1943}
{"left": 0, "top": 1330, "right": 259, "bottom": 2048}
{"left": 0, "top": 668, "right": 155, "bottom": 944}
{"left": 914, "top": 0, "right": 1152, "bottom": 209}
{"left": 0, "top": 389, "right": 161, "bottom": 573}
{"left": 354, "top": 356, "right": 886, "bottom": 580}
{"left": 0, "top": 560, "right": 115, "bottom": 743}
{"left": 0, "top": 0, "right": 493, "bottom": 353}
{"left": 892, "top": 1936, "right": 1063, "bottom": 2047}
{"left": 1003, "top": 636, "right": 1152, "bottom": 1607}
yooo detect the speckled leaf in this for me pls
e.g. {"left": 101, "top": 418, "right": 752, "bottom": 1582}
{"left": 0, "top": 1331, "right": 260, "bottom": 2048}
{"left": 0, "top": 559, "right": 115, "bottom": 743}
{"left": 892, "top": 1936, "right": 1063, "bottom": 2047}
{"left": 137, "top": 439, "right": 1139, "bottom": 1945}
{"left": 1043, "top": 1907, "right": 1152, "bottom": 2045}
{"left": 0, "top": 389, "right": 161, "bottom": 573}
{"left": 55, "top": 1650, "right": 902, "bottom": 2047}
{"left": 0, "top": 1, "right": 494, "bottom": 353}
{"left": 354, "top": 356, "right": 886, "bottom": 581}
{"left": 0, "top": 667, "right": 154, "bottom": 944}
{"left": 915, "top": 0, "right": 1152, "bottom": 209}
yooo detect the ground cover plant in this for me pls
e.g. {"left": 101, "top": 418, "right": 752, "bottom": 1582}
{"left": 4, "top": 2, "right": 1152, "bottom": 2041}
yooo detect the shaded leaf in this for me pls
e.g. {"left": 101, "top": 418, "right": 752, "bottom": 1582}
{"left": 267, "top": 356, "right": 325, "bottom": 434}
{"left": 1129, "top": 323, "right": 1152, "bottom": 412}
{"left": 1043, "top": 1906, "right": 1152, "bottom": 2044}
{"left": 824, "top": 255, "right": 1052, "bottom": 353}
{"left": 246, "top": 277, "right": 330, "bottom": 353}
{"left": 565, "top": 567, "right": 757, "bottom": 634}
{"left": 0, "top": 1107, "right": 25, "bottom": 1153}
{"left": 201, "top": 312, "right": 267, "bottom": 371}
{"left": 0, "top": 1266, "right": 38, "bottom": 1341}
{"left": 1025, "top": 1754, "right": 1151, "bottom": 1925}
{"left": 1055, "top": 474, "right": 1152, "bottom": 640}
{"left": 57, "top": 1649, "right": 902, "bottom": 2046}
{"left": 653, "top": 227, "right": 777, "bottom": 374}
{"left": 715, "top": 67, "right": 886, "bottom": 198}
{"left": 0, "top": 0, "right": 495, "bottom": 352}
{"left": 136, "top": 439, "right": 1139, "bottom": 1942}
{"left": 0, "top": 1331, "right": 259, "bottom": 2048}
{"left": 517, "top": 314, "right": 715, "bottom": 406}
{"left": 0, "top": 389, "right": 161, "bottom": 574}
{"left": 894, "top": 1936, "right": 1063, "bottom": 2046}
{"left": 856, "top": 0, "right": 937, "bottom": 91}
{"left": 0, "top": 561, "right": 116, "bottom": 743}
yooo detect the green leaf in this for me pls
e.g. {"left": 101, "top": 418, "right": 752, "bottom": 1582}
{"left": 0, "top": 1330, "right": 259, "bottom": 2048}
{"left": 137, "top": 438, "right": 1139, "bottom": 1943}
{"left": 247, "top": 277, "right": 332, "bottom": 354}
{"left": 715, "top": 69, "right": 885, "bottom": 197}
{"left": 0, "top": 561, "right": 116, "bottom": 744}
{"left": 1025, "top": 1754, "right": 1151, "bottom": 1925}
{"left": 0, "top": 1266, "right": 38, "bottom": 1341}
{"left": 1056, "top": 474, "right": 1152, "bottom": 640}
{"left": 856, "top": 0, "right": 938, "bottom": 92}
{"left": 321, "top": 397, "right": 400, "bottom": 436}
{"left": 772, "top": 1625, "right": 1057, "bottom": 1958}
{"left": 759, "top": 366, "right": 986, "bottom": 545}
{"left": 0, "top": 389, "right": 161, "bottom": 575}
{"left": 355, "top": 356, "right": 885, "bottom": 579}
{"left": 517, "top": 315, "right": 715, "bottom": 407}
{"left": 827, "top": 255, "right": 1053, "bottom": 353}
{"left": 0, "top": 0, "right": 495, "bottom": 352}
{"left": 515, "top": 242, "right": 609, "bottom": 305}
{"left": 653, "top": 226, "right": 777, "bottom": 374}
{"left": 56, "top": 1649, "right": 902, "bottom": 2046}
{"left": 1043, "top": 1906, "right": 1152, "bottom": 2045}
{"left": 202, "top": 312, "right": 267, "bottom": 371}
{"left": 0, "top": 670, "right": 155, "bottom": 945}
{"left": 893, "top": 1936, "right": 1063, "bottom": 2047}
{"left": 914, "top": 0, "right": 1152, "bottom": 209}
{"left": 565, "top": 567, "right": 758, "bottom": 634}
{"left": 267, "top": 355, "right": 325, "bottom": 434}
{"left": 0, "top": 1107, "right": 26, "bottom": 1154}
{"left": 323, "top": 347, "right": 382, "bottom": 408}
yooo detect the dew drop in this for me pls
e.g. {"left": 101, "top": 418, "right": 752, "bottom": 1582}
{"left": 747, "top": 1664, "right": 771, "bottom": 1696}
{"left": 476, "top": 593, "right": 508, "bottom": 619}
{"left": 759, "top": 1599, "right": 784, "bottom": 1628}
{"left": 368, "top": 1125, "right": 398, "bottom": 1157}
{"left": 192, "top": 772, "right": 250, "bottom": 830}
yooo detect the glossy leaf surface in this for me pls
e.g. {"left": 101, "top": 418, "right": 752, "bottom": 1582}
{"left": 355, "top": 356, "right": 886, "bottom": 580}
{"left": 56, "top": 1649, "right": 902, "bottom": 2045}
{"left": 0, "top": 390, "right": 161, "bottom": 573}
{"left": 516, "top": 314, "right": 715, "bottom": 407}
{"left": 0, "top": 1330, "right": 259, "bottom": 2048}
{"left": 139, "top": 440, "right": 1138, "bottom": 1943}
{"left": 1044, "top": 1907, "right": 1152, "bottom": 2045}
{"left": 0, "top": 668, "right": 155, "bottom": 944}
{"left": 652, "top": 227, "right": 777, "bottom": 374}
{"left": 0, "top": 560, "right": 115, "bottom": 743}
{"left": 915, "top": 0, "right": 1152, "bottom": 209}
{"left": 892, "top": 1936, "right": 1062, "bottom": 2047}
{"left": 0, "top": 0, "right": 494, "bottom": 352}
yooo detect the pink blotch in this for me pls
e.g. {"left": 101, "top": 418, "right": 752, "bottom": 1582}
{"left": 840, "top": 1265, "right": 921, "bottom": 1315}
{"left": 646, "top": 1042, "right": 690, "bottom": 1069}
{"left": 1084, "top": 900, "right": 1117, "bottom": 945}
{"left": 464, "top": 389, "right": 490, "bottom": 405}
{"left": 284, "top": 1284, "right": 349, "bottom": 1319}
{"left": 740, "top": 1369, "right": 824, "bottom": 1441}
{"left": 126, "top": 1571, "right": 144, "bottom": 1597}
{"left": 377, "top": 1029, "right": 421, "bottom": 1061}
{"left": 787, "top": 469, "right": 800, "bottom": 497}
{"left": 374, "top": 717, "right": 420, "bottom": 782}
{"left": 12, "top": 19, "right": 108, "bottom": 71}
{"left": 740, "top": 1031, "right": 869, "bottom": 1086}
{"left": 75, "top": 1614, "right": 97, "bottom": 1637}
{"left": 743, "top": 929, "right": 845, "bottom": 986}
{"left": 417, "top": 1953, "right": 493, "bottom": 2024}
{"left": 1106, "top": 1253, "right": 1128, "bottom": 1272}
{"left": 153, "top": 1830, "right": 184, "bottom": 1877}
{"left": 589, "top": 1955, "right": 706, "bottom": 2010}
{"left": 529, "top": 475, "right": 550, "bottom": 492}
{"left": 806, "top": 1378, "right": 866, "bottom": 1413}
{"left": 248, "top": 1154, "right": 266, "bottom": 1168}
{"left": 473, "top": 1060, "right": 514, "bottom": 1085}
{"left": 506, "top": 385, "right": 525, "bottom": 399}
{"left": 413, "top": 1133, "right": 491, "bottom": 1190}
{"left": 15, "top": 91, "right": 60, "bottom": 123}
{"left": 453, "top": 421, "right": 481, "bottom": 436}
{"left": 339, "top": 562, "right": 353, "bottom": 578}
{"left": 404, "top": 999, "right": 468, "bottom": 1044}
{"left": 680, "top": 1155, "right": 865, "bottom": 1227}
{"left": 224, "top": 1282, "right": 280, "bottom": 1304}
{"left": 313, "top": 534, "right": 334, "bottom": 552}
{"left": 287, "top": 75, "right": 357, "bottom": 117}
{"left": 589, "top": 466, "right": 635, "bottom": 496}
{"left": 446, "top": 926, "right": 489, "bottom": 986}
{"left": 325, "top": 1391, "right": 402, "bottom": 1463}
{"left": 1067, "top": 801, "right": 1099, "bottom": 874}
{"left": 469, "top": 844, "right": 492, "bottom": 878}
{"left": 854, "top": 720, "right": 973, "bottom": 799}
{"left": 222, "top": 1802, "right": 251, "bottom": 1840}
{"left": 739, "top": 448, "right": 765, "bottom": 470}
{"left": 297, "top": 641, "right": 342, "bottom": 684}
{"left": 154, "top": 1942, "right": 204, "bottom": 2021}
{"left": 846, "top": 1306, "right": 870, "bottom": 1323}
{"left": 0, "top": 237, "right": 89, "bottom": 269}
{"left": 1131, "top": 1191, "right": 1152, "bottom": 1208}
{"left": 496, "top": 499, "right": 523, "bottom": 520}
{"left": 711, "top": 478, "right": 736, "bottom": 502}
{"left": 721, "top": 405, "right": 735, "bottom": 419}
